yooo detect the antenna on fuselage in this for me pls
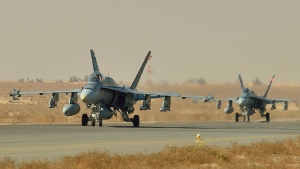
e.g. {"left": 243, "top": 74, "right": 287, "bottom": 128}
{"left": 263, "top": 75, "right": 275, "bottom": 98}
{"left": 130, "top": 51, "right": 151, "bottom": 90}
{"left": 90, "top": 49, "right": 99, "bottom": 72}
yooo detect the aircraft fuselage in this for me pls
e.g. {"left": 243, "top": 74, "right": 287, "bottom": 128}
{"left": 238, "top": 92, "right": 267, "bottom": 111}
{"left": 80, "top": 80, "right": 140, "bottom": 111}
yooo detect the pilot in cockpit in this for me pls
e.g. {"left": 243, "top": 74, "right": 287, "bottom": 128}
{"left": 90, "top": 72, "right": 104, "bottom": 82}
{"left": 242, "top": 88, "right": 250, "bottom": 93}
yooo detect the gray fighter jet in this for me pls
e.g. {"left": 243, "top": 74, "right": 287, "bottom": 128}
{"left": 10, "top": 50, "right": 179, "bottom": 127}
{"left": 218, "top": 74, "right": 293, "bottom": 122}
{"left": 181, "top": 93, "right": 216, "bottom": 103}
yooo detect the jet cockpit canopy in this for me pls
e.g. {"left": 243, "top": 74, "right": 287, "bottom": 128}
{"left": 89, "top": 72, "right": 105, "bottom": 82}
{"left": 242, "top": 88, "right": 250, "bottom": 93}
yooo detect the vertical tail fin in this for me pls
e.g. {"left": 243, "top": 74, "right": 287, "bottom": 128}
{"left": 90, "top": 49, "right": 99, "bottom": 72}
{"left": 210, "top": 93, "right": 216, "bottom": 102}
{"left": 238, "top": 74, "right": 244, "bottom": 89}
{"left": 263, "top": 75, "right": 275, "bottom": 98}
{"left": 130, "top": 51, "right": 151, "bottom": 90}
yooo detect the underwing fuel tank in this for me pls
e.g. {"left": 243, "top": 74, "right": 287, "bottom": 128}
{"left": 100, "top": 107, "right": 113, "bottom": 120}
{"left": 246, "top": 109, "right": 255, "bottom": 115}
{"left": 63, "top": 104, "right": 80, "bottom": 116}
{"left": 224, "top": 107, "right": 234, "bottom": 114}
{"left": 224, "top": 100, "right": 234, "bottom": 114}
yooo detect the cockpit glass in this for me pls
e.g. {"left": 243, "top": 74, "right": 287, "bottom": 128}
{"left": 242, "top": 88, "right": 250, "bottom": 93}
{"left": 89, "top": 72, "right": 104, "bottom": 82}
{"left": 102, "top": 77, "right": 118, "bottom": 86}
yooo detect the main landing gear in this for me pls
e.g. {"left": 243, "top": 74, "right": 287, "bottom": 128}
{"left": 82, "top": 114, "right": 88, "bottom": 126}
{"left": 235, "top": 112, "right": 250, "bottom": 122}
{"left": 265, "top": 112, "right": 270, "bottom": 122}
{"left": 81, "top": 110, "right": 140, "bottom": 128}
{"left": 81, "top": 113, "right": 104, "bottom": 127}
{"left": 259, "top": 110, "right": 270, "bottom": 122}
{"left": 118, "top": 109, "right": 140, "bottom": 127}
{"left": 235, "top": 112, "right": 270, "bottom": 122}
{"left": 132, "top": 115, "right": 140, "bottom": 127}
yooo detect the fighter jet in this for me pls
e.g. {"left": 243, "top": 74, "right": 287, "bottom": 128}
{"left": 10, "top": 50, "right": 180, "bottom": 127}
{"left": 181, "top": 93, "right": 216, "bottom": 103}
{"left": 218, "top": 74, "right": 293, "bottom": 122}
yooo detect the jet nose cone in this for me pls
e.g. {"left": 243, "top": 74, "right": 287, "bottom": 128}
{"left": 80, "top": 89, "right": 95, "bottom": 103}
{"left": 238, "top": 98, "right": 246, "bottom": 106}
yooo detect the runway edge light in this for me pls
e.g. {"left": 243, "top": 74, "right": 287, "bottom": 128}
{"left": 195, "top": 133, "right": 201, "bottom": 142}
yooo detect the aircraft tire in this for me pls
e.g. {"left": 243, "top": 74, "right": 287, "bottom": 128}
{"left": 81, "top": 114, "right": 88, "bottom": 126}
{"left": 132, "top": 115, "right": 140, "bottom": 127}
{"left": 92, "top": 118, "right": 96, "bottom": 127}
{"left": 235, "top": 113, "right": 239, "bottom": 122}
{"left": 266, "top": 112, "right": 270, "bottom": 122}
{"left": 99, "top": 119, "right": 103, "bottom": 127}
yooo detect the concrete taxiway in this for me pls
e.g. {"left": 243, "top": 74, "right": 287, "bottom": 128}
{"left": 0, "top": 121, "right": 300, "bottom": 161}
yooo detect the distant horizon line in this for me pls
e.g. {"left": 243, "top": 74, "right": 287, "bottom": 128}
{"left": 1, "top": 80, "right": 300, "bottom": 86}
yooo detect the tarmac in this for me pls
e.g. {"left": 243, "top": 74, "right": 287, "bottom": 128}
{"left": 0, "top": 121, "right": 300, "bottom": 161}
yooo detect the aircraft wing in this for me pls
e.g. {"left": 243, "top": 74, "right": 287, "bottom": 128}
{"left": 262, "top": 98, "right": 294, "bottom": 104}
{"left": 216, "top": 98, "right": 239, "bottom": 103}
{"left": 10, "top": 89, "right": 82, "bottom": 97}
{"left": 132, "top": 91, "right": 180, "bottom": 97}
{"left": 180, "top": 95, "right": 207, "bottom": 99}
{"left": 218, "top": 98, "right": 239, "bottom": 101}
{"left": 181, "top": 94, "right": 239, "bottom": 102}
{"left": 101, "top": 86, "right": 180, "bottom": 97}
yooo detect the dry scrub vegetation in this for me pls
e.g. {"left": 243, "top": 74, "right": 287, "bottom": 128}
{"left": 1, "top": 136, "right": 300, "bottom": 169}
{"left": 0, "top": 81, "right": 300, "bottom": 124}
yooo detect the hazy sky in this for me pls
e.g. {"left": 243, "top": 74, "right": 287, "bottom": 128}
{"left": 1, "top": 0, "right": 300, "bottom": 84}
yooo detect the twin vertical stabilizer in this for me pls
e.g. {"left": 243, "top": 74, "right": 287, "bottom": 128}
{"left": 89, "top": 49, "right": 151, "bottom": 90}
{"left": 130, "top": 51, "right": 152, "bottom": 90}
{"left": 263, "top": 75, "right": 275, "bottom": 98}
{"left": 238, "top": 74, "right": 244, "bottom": 89}
{"left": 90, "top": 49, "right": 99, "bottom": 72}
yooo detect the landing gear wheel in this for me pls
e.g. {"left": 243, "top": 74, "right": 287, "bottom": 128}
{"left": 81, "top": 114, "right": 88, "bottom": 126}
{"left": 132, "top": 115, "right": 140, "bottom": 127}
{"left": 92, "top": 118, "right": 96, "bottom": 127}
{"left": 235, "top": 113, "right": 239, "bottom": 122}
{"left": 266, "top": 112, "right": 270, "bottom": 122}
{"left": 99, "top": 119, "right": 103, "bottom": 127}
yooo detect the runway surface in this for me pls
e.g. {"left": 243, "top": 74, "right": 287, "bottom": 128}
{"left": 0, "top": 121, "right": 300, "bottom": 161}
